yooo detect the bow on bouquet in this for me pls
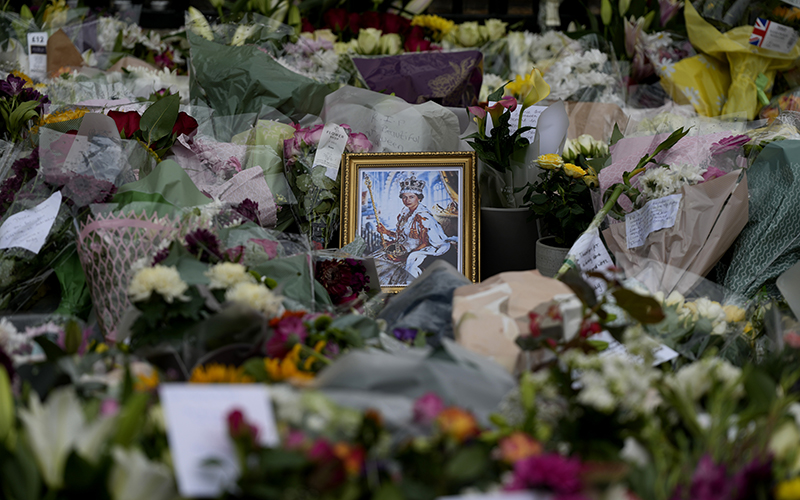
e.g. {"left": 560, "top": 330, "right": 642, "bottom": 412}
{"left": 464, "top": 69, "right": 551, "bottom": 208}
{"left": 106, "top": 93, "right": 198, "bottom": 168}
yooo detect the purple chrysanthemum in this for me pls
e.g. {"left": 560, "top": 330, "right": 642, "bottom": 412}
{"left": 234, "top": 198, "right": 260, "bottom": 225}
{"left": 185, "top": 228, "right": 223, "bottom": 262}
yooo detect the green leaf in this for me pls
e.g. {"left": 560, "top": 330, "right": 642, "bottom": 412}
{"left": 444, "top": 445, "right": 489, "bottom": 482}
{"left": 612, "top": 289, "right": 665, "bottom": 324}
{"left": 34, "top": 335, "right": 66, "bottom": 361}
{"left": 372, "top": 482, "right": 405, "bottom": 500}
{"left": 63, "top": 320, "right": 83, "bottom": 355}
{"left": 139, "top": 93, "right": 180, "bottom": 145}
{"left": 559, "top": 268, "right": 598, "bottom": 308}
{"left": 113, "top": 392, "right": 150, "bottom": 448}
{"left": 641, "top": 127, "right": 691, "bottom": 169}
{"left": 610, "top": 123, "right": 624, "bottom": 146}
{"left": 487, "top": 83, "right": 508, "bottom": 102}
{"left": 743, "top": 367, "right": 775, "bottom": 414}
{"left": 0, "top": 442, "right": 41, "bottom": 500}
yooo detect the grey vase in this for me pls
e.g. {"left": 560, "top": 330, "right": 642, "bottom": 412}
{"left": 535, "top": 236, "right": 570, "bottom": 278}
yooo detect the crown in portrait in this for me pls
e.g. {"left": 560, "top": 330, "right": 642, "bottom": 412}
{"left": 399, "top": 175, "right": 425, "bottom": 196}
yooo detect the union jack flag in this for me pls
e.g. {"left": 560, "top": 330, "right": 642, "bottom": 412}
{"left": 750, "top": 18, "right": 771, "bottom": 47}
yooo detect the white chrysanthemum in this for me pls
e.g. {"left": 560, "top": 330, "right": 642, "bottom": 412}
{"left": 225, "top": 282, "right": 282, "bottom": 317}
{"left": 205, "top": 262, "right": 256, "bottom": 290}
{"left": 0, "top": 318, "right": 22, "bottom": 354}
{"left": 638, "top": 163, "right": 705, "bottom": 202}
{"left": 128, "top": 265, "right": 189, "bottom": 303}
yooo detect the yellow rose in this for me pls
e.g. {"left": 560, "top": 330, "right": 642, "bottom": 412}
{"left": 537, "top": 153, "right": 564, "bottom": 170}
{"left": 563, "top": 163, "right": 587, "bottom": 178}
{"left": 722, "top": 304, "right": 746, "bottom": 323}
{"left": 584, "top": 174, "right": 599, "bottom": 188}
{"left": 777, "top": 478, "right": 800, "bottom": 500}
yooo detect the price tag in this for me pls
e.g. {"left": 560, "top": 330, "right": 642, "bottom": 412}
{"left": 750, "top": 18, "right": 799, "bottom": 54}
{"left": 27, "top": 32, "right": 48, "bottom": 80}
{"left": 313, "top": 123, "right": 349, "bottom": 180}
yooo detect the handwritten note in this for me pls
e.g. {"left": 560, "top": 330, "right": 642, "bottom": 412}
{"left": 486, "top": 104, "right": 547, "bottom": 143}
{"left": 591, "top": 330, "right": 679, "bottom": 366}
{"left": 371, "top": 107, "right": 424, "bottom": 152}
{"left": 160, "top": 384, "right": 279, "bottom": 498}
{"left": 625, "top": 194, "right": 682, "bottom": 249}
{"left": 313, "top": 123, "right": 349, "bottom": 180}
{"left": 0, "top": 191, "right": 62, "bottom": 254}
{"left": 27, "top": 32, "right": 48, "bottom": 80}
{"left": 567, "top": 228, "right": 614, "bottom": 296}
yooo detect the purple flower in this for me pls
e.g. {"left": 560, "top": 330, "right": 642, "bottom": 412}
{"left": 506, "top": 453, "right": 584, "bottom": 494}
{"left": 412, "top": 392, "right": 445, "bottom": 425}
{"left": 100, "top": 398, "right": 120, "bottom": 416}
{"left": 392, "top": 327, "right": 417, "bottom": 343}
{"left": 702, "top": 166, "right": 727, "bottom": 183}
{"left": 234, "top": 198, "right": 260, "bottom": 225}
{"left": 251, "top": 238, "right": 279, "bottom": 259}
{"left": 0, "top": 148, "right": 40, "bottom": 218}
{"left": 709, "top": 134, "right": 750, "bottom": 155}
{"left": 62, "top": 174, "right": 117, "bottom": 207}
{"left": 152, "top": 246, "right": 171, "bottom": 265}
{"left": 265, "top": 315, "right": 308, "bottom": 358}
{"left": 671, "top": 455, "right": 729, "bottom": 500}
{"left": 283, "top": 137, "right": 301, "bottom": 165}
{"left": 185, "top": 228, "right": 223, "bottom": 262}
{"left": 732, "top": 456, "right": 772, "bottom": 500}
{"left": 315, "top": 258, "right": 370, "bottom": 305}
{"left": 0, "top": 74, "right": 26, "bottom": 97}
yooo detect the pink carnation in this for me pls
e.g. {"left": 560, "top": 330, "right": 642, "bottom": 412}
{"left": 412, "top": 392, "right": 445, "bottom": 425}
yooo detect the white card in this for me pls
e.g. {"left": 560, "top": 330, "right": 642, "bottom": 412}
{"left": 313, "top": 123, "right": 349, "bottom": 180}
{"left": 591, "top": 330, "right": 679, "bottom": 366}
{"left": 783, "top": 0, "right": 800, "bottom": 8}
{"left": 27, "top": 32, "right": 48, "bottom": 80}
{"left": 750, "top": 18, "right": 799, "bottom": 54}
{"left": 486, "top": 104, "right": 548, "bottom": 143}
{"left": 567, "top": 228, "right": 614, "bottom": 296}
{"left": 0, "top": 191, "right": 62, "bottom": 254}
{"left": 160, "top": 384, "right": 280, "bottom": 498}
{"left": 625, "top": 194, "right": 682, "bottom": 249}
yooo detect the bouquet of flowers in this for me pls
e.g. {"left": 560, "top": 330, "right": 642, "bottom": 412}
{"left": 465, "top": 69, "right": 551, "bottom": 208}
{"left": 283, "top": 123, "right": 372, "bottom": 248}
{"left": 0, "top": 72, "right": 50, "bottom": 143}
{"left": 520, "top": 153, "right": 599, "bottom": 247}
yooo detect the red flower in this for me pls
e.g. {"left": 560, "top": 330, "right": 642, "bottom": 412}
{"left": 382, "top": 13, "right": 410, "bottom": 35}
{"left": 172, "top": 111, "right": 198, "bottom": 138}
{"left": 108, "top": 110, "right": 141, "bottom": 139}
{"left": 529, "top": 312, "right": 541, "bottom": 337}
{"left": 404, "top": 27, "right": 433, "bottom": 52}
{"left": 301, "top": 17, "right": 314, "bottom": 32}
{"left": 323, "top": 8, "right": 349, "bottom": 32}
{"left": 348, "top": 13, "right": 360, "bottom": 33}
{"left": 579, "top": 321, "right": 601, "bottom": 338}
{"left": 360, "top": 11, "right": 381, "bottom": 29}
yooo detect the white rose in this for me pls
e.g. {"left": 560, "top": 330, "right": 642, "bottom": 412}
{"left": 357, "top": 28, "right": 383, "bottom": 55}
{"left": 314, "top": 29, "right": 337, "bottom": 45}
{"left": 484, "top": 19, "right": 507, "bottom": 41}
{"left": 456, "top": 22, "right": 481, "bottom": 47}
{"left": 378, "top": 33, "right": 403, "bottom": 55}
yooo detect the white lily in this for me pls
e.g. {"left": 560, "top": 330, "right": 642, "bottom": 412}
{"left": 108, "top": 446, "right": 177, "bottom": 500}
{"left": 18, "top": 387, "right": 117, "bottom": 489}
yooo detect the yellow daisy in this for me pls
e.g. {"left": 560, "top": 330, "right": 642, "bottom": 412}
{"left": 190, "top": 363, "right": 255, "bottom": 384}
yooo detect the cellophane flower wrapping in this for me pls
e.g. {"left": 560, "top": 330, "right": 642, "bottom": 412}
{"left": 283, "top": 123, "right": 373, "bottom": 249}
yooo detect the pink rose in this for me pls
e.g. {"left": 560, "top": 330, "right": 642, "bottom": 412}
{"left": 413, "top": 392, "right": 445, "bottom": 425}
{"left": 346, "top": 132, "right": 372, "bottom": 153}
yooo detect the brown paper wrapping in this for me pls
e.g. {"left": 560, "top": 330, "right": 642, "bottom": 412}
{"left": 565, "top": 101, "right": 630, "bottom": 141}
{"left": 46, "top": 29, "right": 84, "bottom": 77}
{"left": 603, "top": 171, "right": 748, "bottom": 294}
{"left": 451, "top": 270, "right": 572, "bottom": 372}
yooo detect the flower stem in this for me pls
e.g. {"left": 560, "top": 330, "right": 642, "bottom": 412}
{"left": 554, "top": 183, "right": 624, "bottom": 279}
{"left": 299, "top": 343, "right": 332, "bottom": 365}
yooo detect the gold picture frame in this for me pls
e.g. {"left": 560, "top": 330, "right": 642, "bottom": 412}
{"left": 340, "top": 151, "right": 478, "bottom": 293}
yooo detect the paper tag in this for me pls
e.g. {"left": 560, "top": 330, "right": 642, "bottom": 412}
{"left": 160, "top": 384, "right": 280, "bottom": 498}
{"left": 27, "top": 32, "right": 48, "bottom": 80}
{"left": 486, "top": 104, "right": 547, "bottom": 143}
{"left": 591, "top": 330, "right": 679, "bottom": 366}
{"left": 625, "top": 194, "right": 682, "bottom": 249}
{"left": 0, "top": 191, "right": 62, "bottom": 254}
{"left": 313, "top": 123, "right": 349, "bottom": 180}
{"left": 750, "top": 18, "right": 799, "bottom": 53}
{"left": 566, "top": 228, "right": 614, "bottom": 296}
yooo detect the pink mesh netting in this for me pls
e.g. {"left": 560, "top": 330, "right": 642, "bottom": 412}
{"left": 76, "top": 211, "right": 180, "bottom": 341}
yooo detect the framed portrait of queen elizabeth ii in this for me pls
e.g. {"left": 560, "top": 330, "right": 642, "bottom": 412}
{"left": 340, "top": 151, "right": 478, "bottom": 292}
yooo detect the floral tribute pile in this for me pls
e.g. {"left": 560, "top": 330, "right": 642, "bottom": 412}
{"left": 3, "top": 1, "right": 800, "bottom": 499}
